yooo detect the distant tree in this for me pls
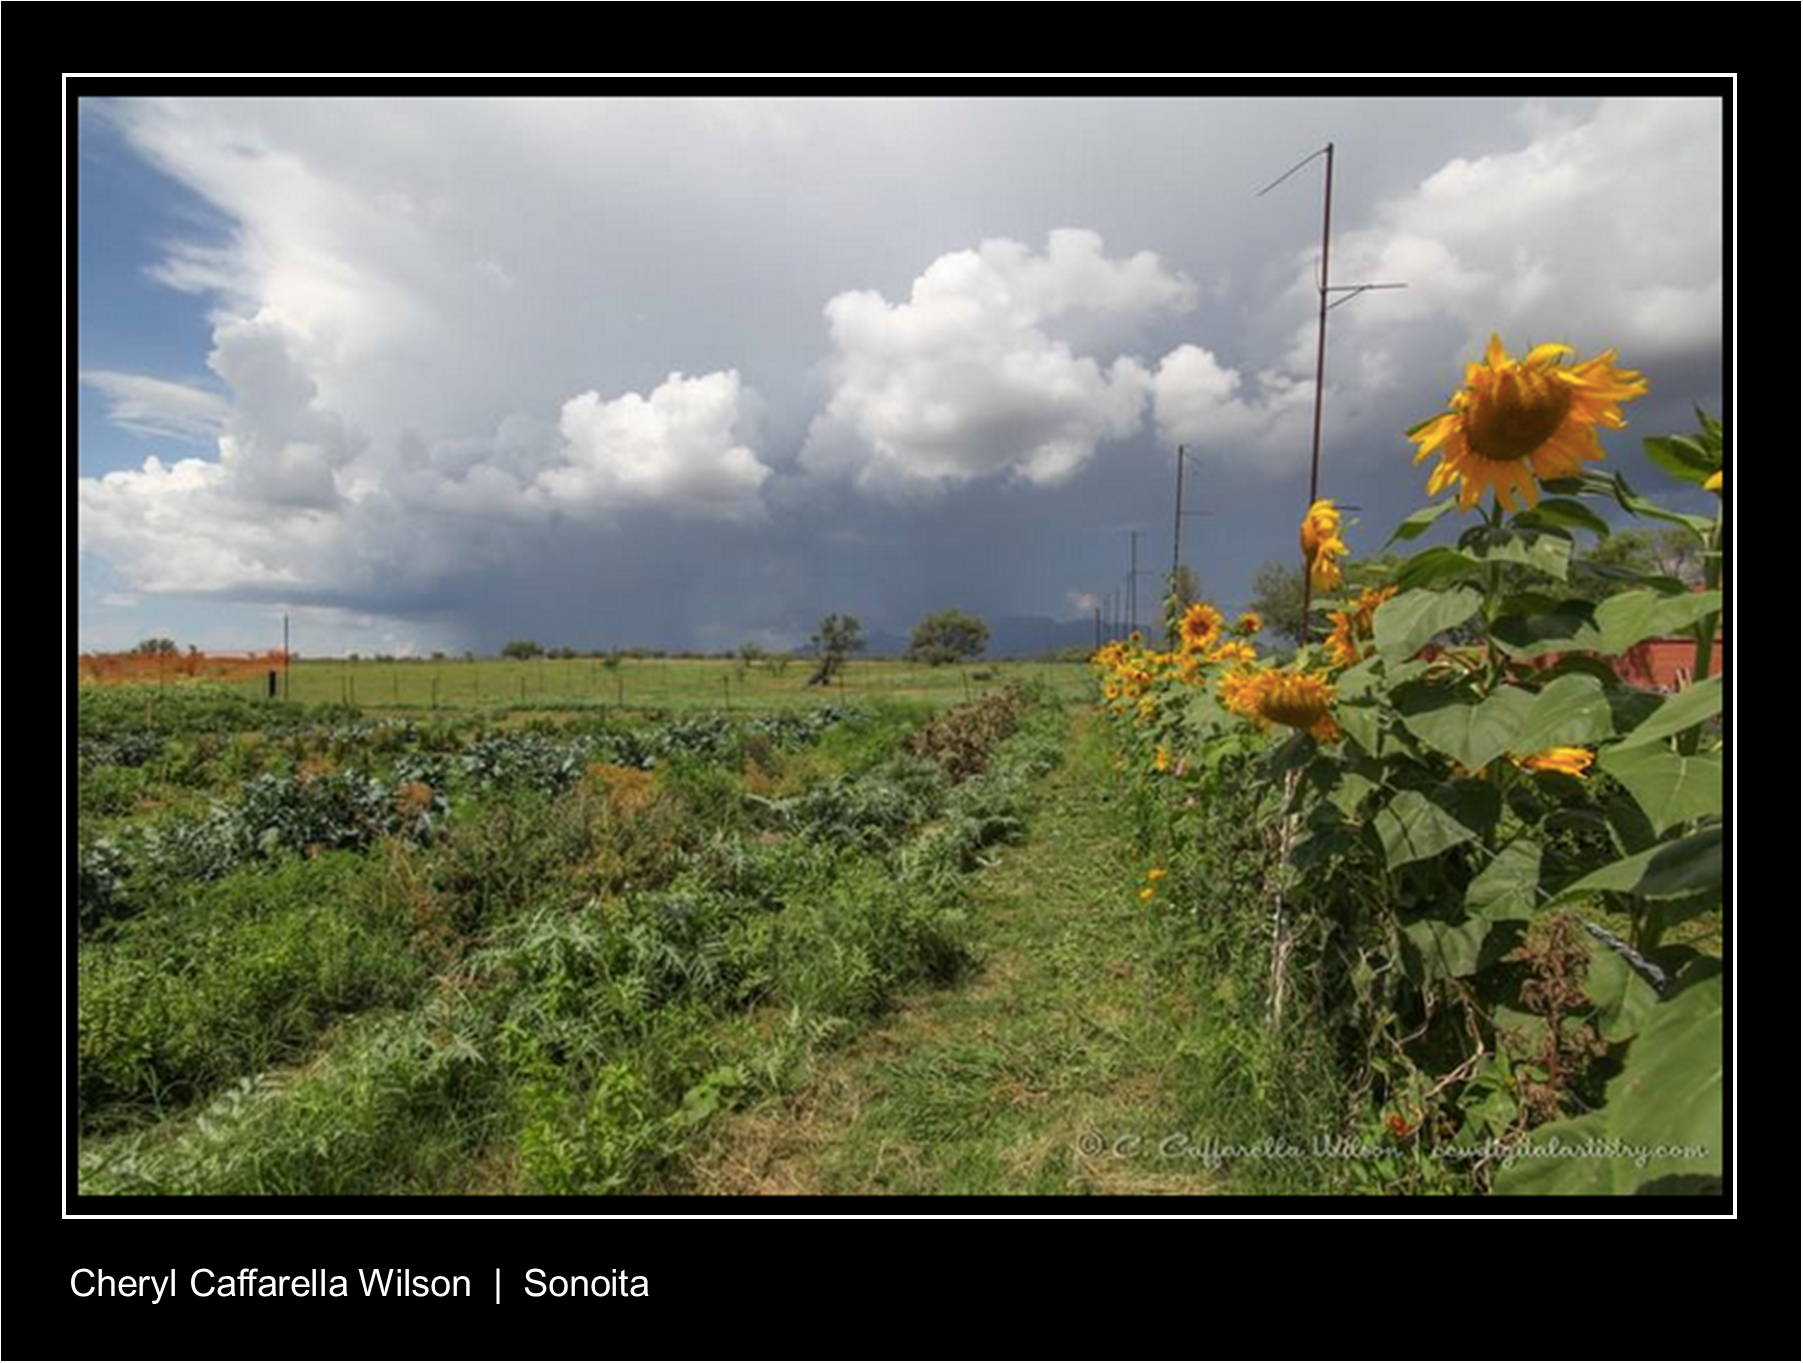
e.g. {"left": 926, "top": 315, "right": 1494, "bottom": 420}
{"left": 133, "top": 637, "right": 178, "bottom": 656}
{"left": 501, "top": 639, "right": 545, "bottom": 660}
{"left": 546, "top": 646, "right": 578, "bottom": 660}
{"left": 905, "top": 609, "right": 990, "bottom": 666}
{"left": 430, "top": 650, "right": 447, "bottom": 662}
{"left": 806, "top": 613, "right": 865, "bottom": 686}
{"left": 1248, "top": 560, "right": 1309, "bottom": 647}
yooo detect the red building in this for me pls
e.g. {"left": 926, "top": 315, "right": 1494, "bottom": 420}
{"left": 1615, "top": 636, "right": 1725, "bottom": 692}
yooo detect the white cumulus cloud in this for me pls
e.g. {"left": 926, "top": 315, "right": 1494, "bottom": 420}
{"left": 801, "top": 229, "right": 1193, "bottom": 495}
{"left": 533, "top": 371, "right": 770, "bottom": 521}
{"left": 1146, "top": 97, "right": 1722, "bottom": 476}
{"left": 1150, "top": 344, "right": 1314, "bottom": 475}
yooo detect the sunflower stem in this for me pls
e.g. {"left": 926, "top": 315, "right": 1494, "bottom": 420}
{"left": 1679, "top": 496, "right": 1724, "bottom": 756}
{"left": 1481, "top": 498, "right": 1507, "bottom": 692}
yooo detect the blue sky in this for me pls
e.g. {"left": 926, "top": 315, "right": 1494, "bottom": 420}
{"left": 76, "top": 96, "right": 1725, "bottom": 657}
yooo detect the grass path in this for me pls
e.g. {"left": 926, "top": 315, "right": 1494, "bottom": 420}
{"left": 688, "top": 704, "right": 1220, "bottom": 1195}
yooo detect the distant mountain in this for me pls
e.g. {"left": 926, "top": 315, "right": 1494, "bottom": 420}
{"left": 860, "top": 615, "right": 1096, "bottom": 660}
{"left": 983, "top": 615, "right": 1097, "bottom": 659}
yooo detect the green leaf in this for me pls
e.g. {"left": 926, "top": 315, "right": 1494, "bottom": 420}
{"left": 1332, "top": 656, "right": 1387, "bottom": 700}
{"left": 1291, "top": 825, "right": 1359, "bottom": 872}
{"left": 1334, "top": 701, "right": 1381, "bottom": 758}
{"left": 1512, "top": 674, "right": 1615, "bottom": 753}
{"left": 1551, "top": 824, "right": 1722, "bottom": 906}
{"left": 1460, "top": 526, "right": 1573, "bottom": 582}
{"left": 1598, "top": 746, "right": 1722, "bottom": 833}
{"left": 1401, "top": 915, "right": 1491, "bottom": 981}
{"left": 1572, "top": 560, "right": 1689, "bottom": 598}
{"left": 1393, "top": 546, "right": 1481, "bottom": 592}
{"left": 1602, "top": 470, "right": 1715, "bottom": 536}
{"left": 1183, "top": 687, "right": 1232, "bottom": 736}
{"left": 1602, "top": 793, "right": 1657, "bottom": 857}
{"left": 1491, "top": 603, "right": 1606, "bottom": 658}
{"left": 1374, "top": 785, "right": 1494, "bottom": 871}
{"left": 1373, "top": 587, "right": 1482, "bottom": 660}
{"left": 1494, "top": 976, "right": 1721, "bottom": 1195}
{"left": 1615, "top": 675, "right": 1722, "bottom": 751}
{"left": 1544, "top": 654, "right": 1630, "bottom": 689}
{"left": 1642, "top": 435, "right": 1715, "bottom": 487}
{"left": 1394, "top": 682, "right": 1533, "bottom": 772}
{"left": 1496, "top": 590, "right": 1565, "bottom": 618}
{"left": 1516, "top": 497, "right": 1612, "bottom": 541}
{"left": 1466, "top": 839, "right": 1541, "bottom": 922}
{"left": 1584, "top": 939, "right": 1660, "bottom": 1043}
{"left": 1325, "top": 767, "right": 1379, "bottom": 819}
{"left": 1594, "top": 590, "right": 1723, "bottom": 655}
{"left": 1647, "top": 890, "right": 1723, "bottom": 933}
{"left": 1386, "top": 497, "right": 1457, "bottom": 545}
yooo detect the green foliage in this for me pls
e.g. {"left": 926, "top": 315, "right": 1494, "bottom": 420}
{"left": 1094, "top": 406, "right": 1726, "bottom": 1195}
{"left": 78, "top": 855, "right": 421, "bottom": 1125}
{"left": 806, "top": 613, "right": 866, "bottom": 686}
{"left": 1494, "top": 973, "right": 1722, "bottom": 1194}
{"left": 905, "top": 608, "right": 990, "bottom": 666}
{"left": 77, "top": 672, "right": 1067, "bottom": 1196}
{"left": 500, "top": 639, "right": 545, "bottom": 660}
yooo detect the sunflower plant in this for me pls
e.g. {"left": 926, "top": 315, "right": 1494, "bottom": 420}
{"left": 1093, "top": 340, "right": 1725, "bottom": 1196}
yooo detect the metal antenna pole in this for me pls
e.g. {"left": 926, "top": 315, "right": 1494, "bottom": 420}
{"left": 1306, "top": 142, "right": 1334, "bottom": 515}
{"left": 1129, "top": 531, "right": 1138, "bottom": 639}
{"left": 1170, "top": 446, "right": 1186, "bottom": 644}
{"left": 1258, "top": 142, "right": 1404, "bottom": 643}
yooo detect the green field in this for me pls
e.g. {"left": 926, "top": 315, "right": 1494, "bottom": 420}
{"left": 241, "top": 656, "right": 1090, "bottom": 714}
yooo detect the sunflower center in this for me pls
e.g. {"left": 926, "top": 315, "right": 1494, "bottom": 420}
{"left": 1465, "top": 368, "right": 1574, "bottom": 463}
{"left": 1258, "top": 677, "right": 1332, "bottom": 730}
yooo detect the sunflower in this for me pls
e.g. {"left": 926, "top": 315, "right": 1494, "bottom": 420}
{"left": 1220, "top": 666, "right": 1338, "bottom": 741}
{"left": 1206, "top": 639, "right": 1258, "bottom": 666}
{"left": 1178, "top": 601, "right": 1225, "bottom": 654}
{"left": 1300, "top": 499, "right": 1348, "bottom": 591}
{"left": 1408, "top": 334, "right": 1647, "bottom": 512}
{"left": 1703, "top": 469, "right": 1723, "bottom": 493}
{"left": 1325, "top": 585, "right": 1396, "bottom": 669}
{"left": 1153, "top": 745, "right": 1172, "bottom": 773}
{"left": 1512, "top": 746, "right": 1594, "bottom": 778}
{"left": 1255, "top": 670, "right": 1338, "bottom": 740}
{"left": 1234, "top": 611, "right": 1263, "bottom": 637}
{"left": 1217, "top": 665, "right": 1268, "bottom": 721}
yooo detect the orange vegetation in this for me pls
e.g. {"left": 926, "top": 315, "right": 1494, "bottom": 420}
{"left": 77, "top": 649, "right": 292, "bottom": 686}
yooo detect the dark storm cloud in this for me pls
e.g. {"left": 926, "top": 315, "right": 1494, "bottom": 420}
{"left": 78, "top": 95, "right": 1722, "bottom": 653}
